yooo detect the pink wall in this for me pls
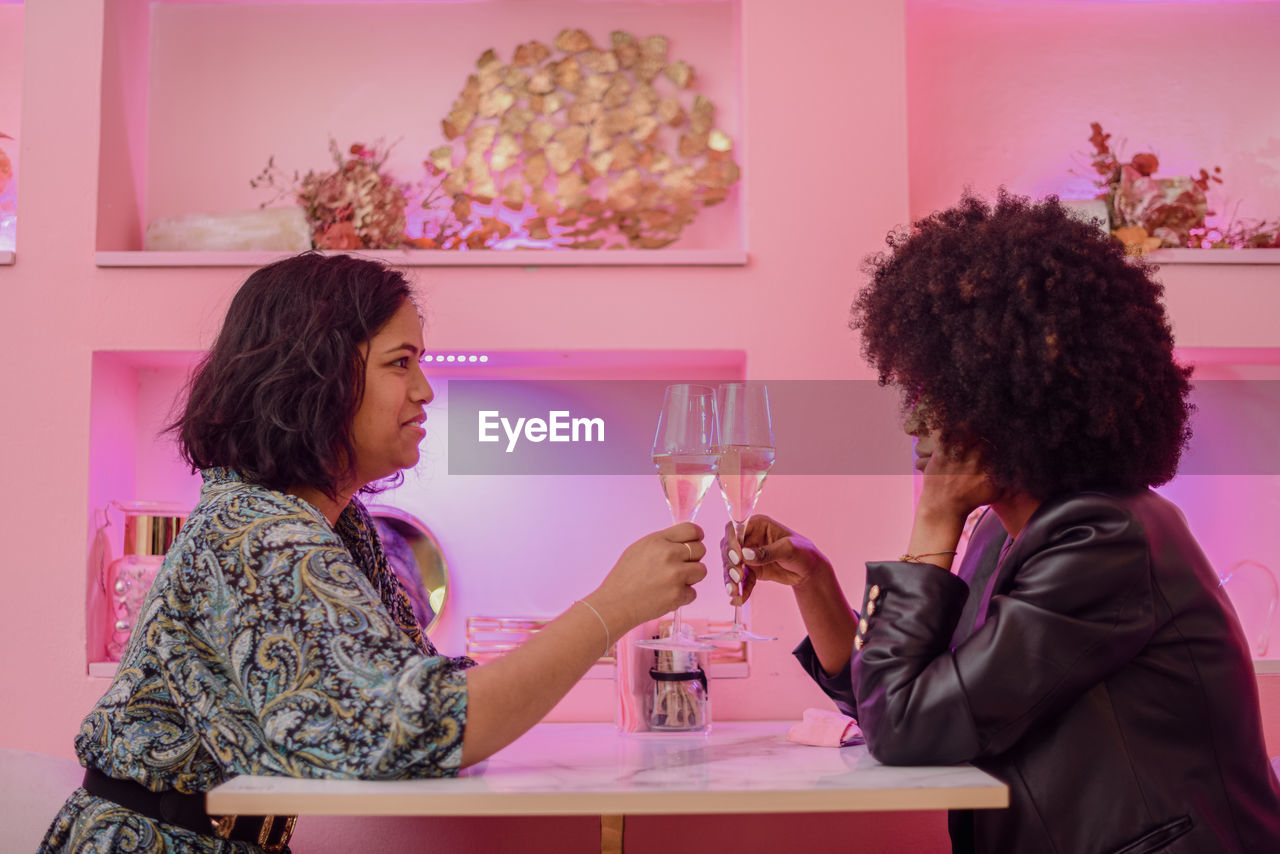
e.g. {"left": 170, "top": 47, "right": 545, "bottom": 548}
{"left": 0, "top": 6, "right": 20, "bottom": 140}
{"left": 0, "top": 3, "right": 20, "bottom": 135}
{"left": 143, "top": 1, "right": 743, "bottom": 251}
{"left": 96, "top": 0, "right": 149, "bottom": 253}
{"left": 282, "top": 810, "right": 951, "bottom": 854}
{"left": 2, "top": 0, "right": 910, "bottom": 756}
{"left": 0, "top": 2, "right": 21, "bottom": 249}
{"left": 905, "top": 0, "right": 1280, "bottom": 227}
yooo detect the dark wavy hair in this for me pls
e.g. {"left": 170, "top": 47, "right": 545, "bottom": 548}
{"left": 852, "top": 190, "right": 1193, "bottom": 499}
{"left": 172, "top": 252, "right": 415, "bottom": 497}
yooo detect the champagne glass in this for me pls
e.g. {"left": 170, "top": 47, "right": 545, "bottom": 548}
{"left": 700, "top": 383, "right": 778, "bottom": 642}
{"left": 637, "top": 384, "right": 719, "bottom": 652}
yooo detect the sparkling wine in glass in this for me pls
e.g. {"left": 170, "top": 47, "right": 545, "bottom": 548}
{"left": 637, "top": 384, "right": 718, "bottom": 652}
{"left": 701, "top": 383, "right": 778, "bottom": 643}
{"left": 655, "top": 452, "right": 719, "bottom": 527}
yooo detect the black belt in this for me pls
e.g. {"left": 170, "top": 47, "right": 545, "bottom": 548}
{"left": 82, "top": 767, "right": 296, "bottom": 852}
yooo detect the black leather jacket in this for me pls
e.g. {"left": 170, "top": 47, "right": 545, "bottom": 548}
{"left": 797, "top": 490, "right": 1280, "bottom": 853}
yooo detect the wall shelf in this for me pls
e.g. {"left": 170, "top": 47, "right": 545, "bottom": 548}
{"left": 0, "top": 251, "right": 13, "bottom": 265}
{"left": 95, "top": 249, "right": 748, "bottom": 268}
{"left": 98, "top": 0, "right": 746, "bottom": 261}
{"left": 97, "top": 654, "right": 1271, "bottom": 681}
{"left": 87, "top": 662, "right": 115, "bottom": 679}
{"left": 86, "top": 347, "right": 750, "bottom": 674}
{"left": 1148, "top": 249, "right": 1280, "bottom": 266}
{"left": 89, "top": 658, "right": 748, "bottom": 680}
{"left": 1174, "top": 347, "right": 1280, "bottom": 367}
{"left": 87, "top": 659, "right": 623, "bottom": 681}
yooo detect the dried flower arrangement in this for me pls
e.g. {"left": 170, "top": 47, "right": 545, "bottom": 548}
{"left": 1085, "top": 122, "right": 1279, "bottom": 254}
{"left": 253, "top": 140, "right": 415, "bottom": 250}
{"left": 426, "top": 28, "right": 741, "bottom": 250}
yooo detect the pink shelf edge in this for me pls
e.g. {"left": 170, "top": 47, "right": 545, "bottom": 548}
{"left": 0, "top": 251, "right": 14, "bottom": 265}
{"left": 1146, "top": 248, "right": 1280, "bottom": 265}
{"left": 90, "top": 247, "right": 1276, "bottom": 268}
{"left": 91, "top": 659, "right": 1273, "bottom": 677}
{"left": 88, "top": 659, "right": 750, "bottom": 679}
{"left": 86, "top": 660, "right": 623, "bottom": 680}
{"left": 95, "top": 249, "right": 749, "bottom": 268}
{"left": 1173, "top": 347, "right": 1280, "bottom": 365}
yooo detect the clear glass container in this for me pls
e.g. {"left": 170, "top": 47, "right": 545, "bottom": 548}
{"left": 645, "top": 648, "right": 710, "bottom": 732}
{"left": 105, "top": 503, "right": 187, "bottom": 661}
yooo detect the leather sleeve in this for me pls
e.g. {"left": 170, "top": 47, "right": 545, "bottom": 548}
{"left": 792, "top": 635, "right": 858, "bottom": 718}
{"left": 852, "top": 495, "right": 1156, "bottom": 765}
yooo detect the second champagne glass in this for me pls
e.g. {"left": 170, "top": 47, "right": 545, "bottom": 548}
{"left": 637, "top": 384, "right": 718, "bottom": 652}
{"left": 701, "top": 382, "right": 778, "bottom": 643}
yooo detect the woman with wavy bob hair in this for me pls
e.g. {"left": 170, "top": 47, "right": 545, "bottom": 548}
{"left": 177, "top": 251, "right": 416, "bottom": 500}
{"left": 725, "top": 193, "right": 1280, "bottom": 853}
{"left": 42, "top": 253, "right": 707, "bottom": 853}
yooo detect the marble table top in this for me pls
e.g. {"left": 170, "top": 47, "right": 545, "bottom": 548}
{"left": 208, "top": 722, "right": 1008, "bottom": 816}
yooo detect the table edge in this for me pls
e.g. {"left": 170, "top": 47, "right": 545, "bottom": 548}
{"left": 207, "top": 783, "right": 1009, "bottom": 816}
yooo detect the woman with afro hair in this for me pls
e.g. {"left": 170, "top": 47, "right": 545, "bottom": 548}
{"left": 725, "top": 192, "right": 1280, "bottom": 853}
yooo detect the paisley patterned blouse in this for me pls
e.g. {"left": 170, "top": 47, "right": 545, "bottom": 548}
{"left": 41, "top": 468, "right": 473, "bottom": 853}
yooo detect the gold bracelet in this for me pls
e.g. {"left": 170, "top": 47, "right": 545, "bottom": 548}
{"left": 898, "top": 550, "right": 957, "bottom": 563}
{"left": 575, "top": 599, "right": 611, "bottom": 659}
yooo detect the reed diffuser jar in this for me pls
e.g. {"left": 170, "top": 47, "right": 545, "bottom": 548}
{"left": 646, "top": 647, "right": 710, "bottom": 732}
{"left": 105, "top": 503, "right": 187, "bottom": 660}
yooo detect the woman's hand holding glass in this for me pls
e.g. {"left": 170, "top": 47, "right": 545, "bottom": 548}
{"left": 590, "top": 523, "right": 708, "bottom": 633}
{"left": 722, "top": 514, "right": 856, "bottom": 677}
{"left": 721, "top": 515, "right": 833, "bottom": 606}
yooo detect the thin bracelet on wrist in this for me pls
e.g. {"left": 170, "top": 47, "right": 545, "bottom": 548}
{"left": 575, "top": 599, "right": 611, "bottom": 659}
{"left": 898, "top": 549, "right": 957, "bottom": 563}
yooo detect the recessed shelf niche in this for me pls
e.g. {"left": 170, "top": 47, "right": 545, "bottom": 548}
{"left": 86, "top": 347, "right": 751, "bottom": 678}
{"left": 96, "top": 0, "right": 745, "bottom": 267}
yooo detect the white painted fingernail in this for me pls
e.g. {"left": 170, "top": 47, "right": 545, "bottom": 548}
{"left": 726, "top": 582, "right": 737, "bottom": 596}
{"left": 729, "top": 567, "right": 741, "bottom": 583}
{"left": 729, "top": 549, "right": 740, "bottom": 565}
{"left": 742, "top": 548, "right": 757, "bottom": 561}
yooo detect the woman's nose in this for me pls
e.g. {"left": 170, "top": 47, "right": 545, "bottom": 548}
{"left": 412, "top": 363, "right": 434, "bottom": 405}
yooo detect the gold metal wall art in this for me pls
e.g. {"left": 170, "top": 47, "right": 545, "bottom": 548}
{"left": 423, "top": 29, "right": 741, "bottom": 251}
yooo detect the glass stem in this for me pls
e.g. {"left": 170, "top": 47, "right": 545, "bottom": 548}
{"left": 667, "top": 508, "right": 700, "bottom": 643}
{"left": 733, "top": 519, "right": 748, "bottom": 630}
